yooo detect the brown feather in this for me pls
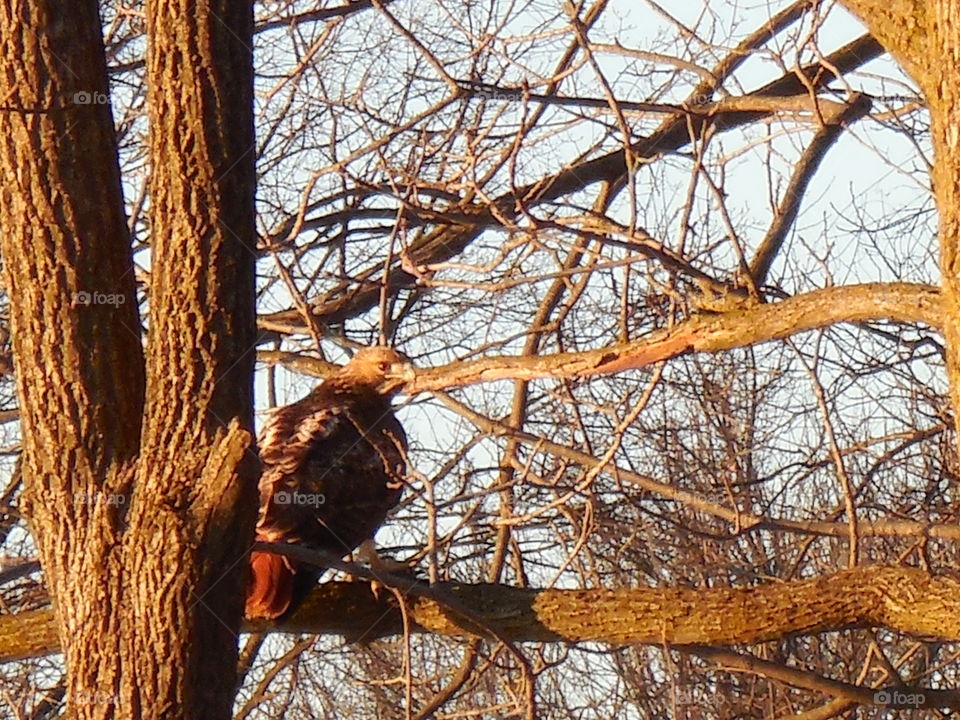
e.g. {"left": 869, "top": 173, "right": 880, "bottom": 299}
{"left": 244, "top": 347, "right": 410, "bottom": 620}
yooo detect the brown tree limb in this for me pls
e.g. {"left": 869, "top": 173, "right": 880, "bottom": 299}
{"left": 260, "top": 284, "right": 941, "bottom": 392}
{"left": 3, "top": 566, "right": 960, "bottom": 667}
{"left": 410, "top": 283, "right": 938, "bottom": 391}
{"left": 194, "top": 562, "right": 960, "bottom": 651}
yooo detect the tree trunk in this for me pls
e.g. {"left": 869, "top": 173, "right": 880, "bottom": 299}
{"left": 0, "top": 1, "right": 257, "bottom": 717}
{"left": 0, "top": 0, "right": 145, "bottom": 715}
{"left": 117, "top": 0, "right": 258, "bottom": 715}
{"left": 926, "top": 2, "right": 960, "bottom": 443}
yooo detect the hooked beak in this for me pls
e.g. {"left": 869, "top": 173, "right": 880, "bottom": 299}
{"left": 380, "top": 361, "right": 415, "bottom": 394}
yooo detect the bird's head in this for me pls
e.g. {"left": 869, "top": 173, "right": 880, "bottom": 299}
{"left": 338, "top": 346, "right": 413, "bottom": 395}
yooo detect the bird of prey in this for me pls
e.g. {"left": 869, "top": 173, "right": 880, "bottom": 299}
{"left": 245, "top": 346, "right": 411, "bottom": 620}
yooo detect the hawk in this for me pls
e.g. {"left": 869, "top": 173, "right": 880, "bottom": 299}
{"left": 245, "top": 346, "right": 412, "bottom": 620}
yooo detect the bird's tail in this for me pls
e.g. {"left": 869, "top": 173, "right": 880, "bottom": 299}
{"left": 245, "top": 550, "right": 296, "bottom": 620}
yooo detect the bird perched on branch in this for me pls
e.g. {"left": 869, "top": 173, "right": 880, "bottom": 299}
{"left": 245, "top": 346, "right": 413, "bottom": 620}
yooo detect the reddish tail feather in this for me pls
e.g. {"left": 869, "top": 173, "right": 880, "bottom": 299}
{"left": 245, "top": 550, "right": 296, "bottom": 620}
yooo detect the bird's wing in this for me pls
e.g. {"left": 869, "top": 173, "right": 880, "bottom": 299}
{"left": 255, "top": 402, "right": 346, "bottom": 539}
{"left": 254, "top": 393, "right": 407, "bottom": 546}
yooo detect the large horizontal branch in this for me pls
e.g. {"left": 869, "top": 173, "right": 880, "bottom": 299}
{"left": 401, "top": 283, "right": 938, "bottom": 392}
{"left": 259, "top": 283, "right": 941, "bottom": 393}
{"left": 274, "top": 565, "right": 960, "bottom": 649}
{"left": 4, "top": 566, "right": 960, "bottom": 674}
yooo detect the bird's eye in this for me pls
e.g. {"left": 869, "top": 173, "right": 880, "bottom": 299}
{"left": 379, "top": 362, "right": 391, "bottom": 371}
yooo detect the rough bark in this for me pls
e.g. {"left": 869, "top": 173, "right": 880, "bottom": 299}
{"left": 4, "top": 566, "right": 960, "bottom": 663}
{"left": 277, "top": 566, "right": 960, "bottom": 648}
{"left": 118, "top": 0, "right": 259, "bottom": 717}
{"left": 839, "top": 1, "right": 927, "bottom": 77}
{"left": 925, "top": 2, "right": 960, "bottom": 445}
{"left": 0, "top": 0, "right": 145, "bottom": 715}
{"left": 0, "top": 1, "right": 257, "bottom": 718}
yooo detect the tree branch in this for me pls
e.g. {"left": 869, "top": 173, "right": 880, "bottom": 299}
{"left": 3, "top": 566, "right": 960, "bottom": 673}
{"left": 687, "top": 645, "right": 960, "bottom": 710}
{"left": 262, "top": 283, "right": 940, "bottom": 390}
{"left": 749, "top": 94, "right": 874, "bottom": 285}
{"left": 441, "top": 283, "right": 940, "bottom": 389}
